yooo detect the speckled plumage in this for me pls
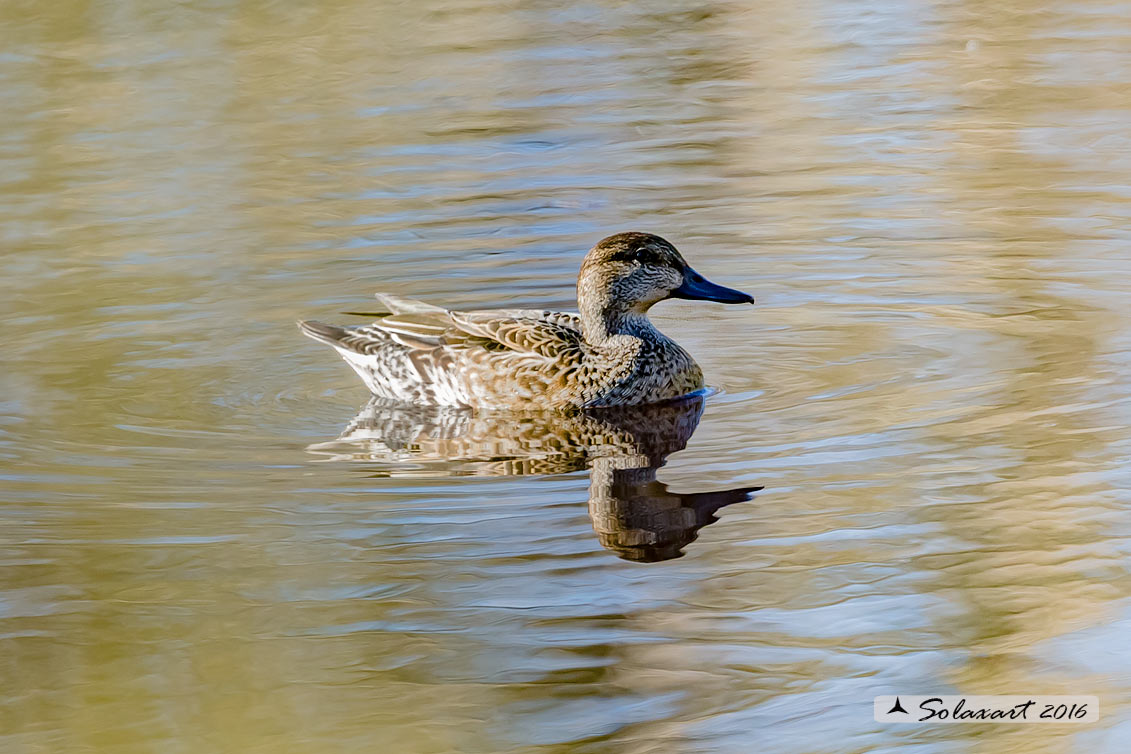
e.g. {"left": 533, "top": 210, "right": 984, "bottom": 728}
{"left": 299, "top": 232, "right": 754, "bottom": 409}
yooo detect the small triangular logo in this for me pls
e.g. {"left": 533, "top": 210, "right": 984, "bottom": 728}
{"left": 887, "top": 697, "right": 908, "bottom": 714}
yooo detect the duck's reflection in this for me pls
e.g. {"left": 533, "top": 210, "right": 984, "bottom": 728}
{"left": 308, "top": 395, "right": 761, "bottom": 562}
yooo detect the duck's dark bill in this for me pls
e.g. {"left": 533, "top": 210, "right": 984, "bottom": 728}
{"left": 671, "top": 268, "right": 754, "bottom": 304}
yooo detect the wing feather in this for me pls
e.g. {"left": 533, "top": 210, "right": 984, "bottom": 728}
{"left": 448, "top": 311, "right": 582, "bottom": 359}
{"left": 459, "top": 308, "right": 582, "bottom": 332}
{"left": 305, "top": 298, "right": 583, "bottom": 363}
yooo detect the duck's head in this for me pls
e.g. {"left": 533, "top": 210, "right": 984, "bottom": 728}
{"left": 578, "top": 232, "right": 754, "bottom": 318}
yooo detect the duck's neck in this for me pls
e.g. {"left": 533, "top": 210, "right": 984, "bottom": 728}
{"left": 580, "top": 297, "right": 663, "bottom": 345}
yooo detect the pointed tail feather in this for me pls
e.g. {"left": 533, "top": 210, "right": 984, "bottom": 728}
{"left": 298, "top": 319, "right": 351, "bottom": 348}
{"left": 373, "top": 292, "right": 447, "bottom": 315}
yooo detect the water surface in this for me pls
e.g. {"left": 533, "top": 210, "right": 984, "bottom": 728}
{"left": 3, "top": 0, "right": 1131, "bottom": 752}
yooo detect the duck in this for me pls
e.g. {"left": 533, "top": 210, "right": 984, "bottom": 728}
{"left": 298, "top": 231, "right": 754, "bottom": 409}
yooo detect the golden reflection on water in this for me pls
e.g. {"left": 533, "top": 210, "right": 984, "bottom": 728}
{"left": 310, "top": 396, "right": 760, "bottom": 562}
{"left": 3, "top": 0, "right": 1131, "bottom": 752}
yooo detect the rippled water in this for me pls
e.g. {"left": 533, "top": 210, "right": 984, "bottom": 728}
{"left": 4, "top": 0, "right": 1131, "bottom": 752}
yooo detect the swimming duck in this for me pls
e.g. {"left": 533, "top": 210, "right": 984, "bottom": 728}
{"left": 299, "top": 232, "right": 753, "bottom": 409}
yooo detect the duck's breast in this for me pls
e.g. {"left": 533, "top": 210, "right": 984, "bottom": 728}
{"left": 581, "top": 338, "right": 703, "bottom": 407}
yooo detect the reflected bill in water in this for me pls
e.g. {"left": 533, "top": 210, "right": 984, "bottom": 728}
{"left": 308, "top": 395, "right": 762, "bottom": 562}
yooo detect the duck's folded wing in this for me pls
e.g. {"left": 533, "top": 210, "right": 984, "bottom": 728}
{"left": 373, "top": 293, "right": 581, "bottom": 335}
{"left": 537, "top": 310, "right": 583, "bottom": 331}
{"left": 372, "top": 312, "right": 450, "bottom": 349}
{"left": 458, "top": 308, "right": 582, "bottom": 333}
{"left": 303, "top": 297, "right": 583, "bottom": 359}
{"left": 448, "top": 311, "right": 583, "bottom": 359}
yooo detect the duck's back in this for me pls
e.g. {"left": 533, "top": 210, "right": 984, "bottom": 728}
{"left": 299, "top": 295, "right": 586, "bottom": 408}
